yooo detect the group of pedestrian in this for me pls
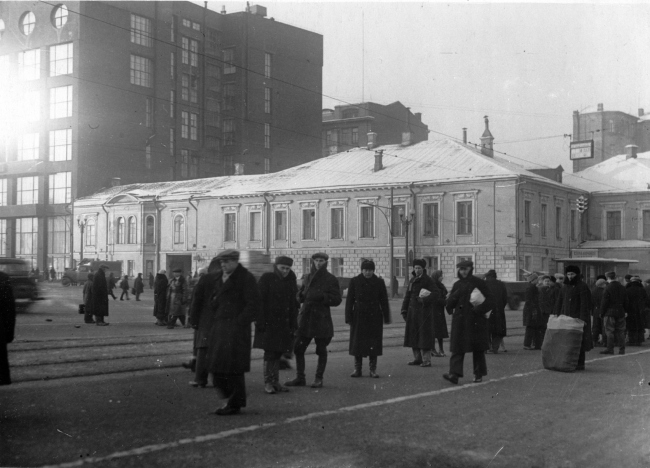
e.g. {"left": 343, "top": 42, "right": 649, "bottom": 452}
{"left": 81, "top": 264, "right": 111, "bottom": 326}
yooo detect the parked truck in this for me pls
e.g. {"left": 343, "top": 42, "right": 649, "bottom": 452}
{"left": 0, "top": 258, "right": 39, "bottom": 312}
{"left": 61, "top": 261, "right": 123, "bottom": 286}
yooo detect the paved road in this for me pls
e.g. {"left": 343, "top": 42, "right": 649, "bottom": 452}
{"left": 3, "top": 284, "right": 649, "bottom": 467}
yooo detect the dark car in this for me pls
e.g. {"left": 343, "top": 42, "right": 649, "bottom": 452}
{"left": 0, "top": 258, "right": 39, "bottom": 312}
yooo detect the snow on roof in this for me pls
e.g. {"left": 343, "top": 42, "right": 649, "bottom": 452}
{"left": 562, "top": 150, "right": 650, "bottom": 193}
{"left": 77, "top": 139, "right": 572, "bottom": 204}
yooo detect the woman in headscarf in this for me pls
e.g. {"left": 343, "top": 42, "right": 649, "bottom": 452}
{"left": 429, "top": 270, "right": 449, "bottom": 357}
{"left": 401, "top": 259, "right": 439, "bottom": 367}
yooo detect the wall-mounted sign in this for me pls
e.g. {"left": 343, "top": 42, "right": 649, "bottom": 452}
{"left": 571, "top": 249, "right": 598, "bottom": 258}
{"left": 570, "top": 140, "right": 594, "bottom": 160}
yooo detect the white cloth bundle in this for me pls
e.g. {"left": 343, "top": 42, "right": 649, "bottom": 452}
{"left": 419, "top": 288, "right": 431, "bottom": 298}
{"left": 469, "top": 288, "right": 485, "bottom": 306}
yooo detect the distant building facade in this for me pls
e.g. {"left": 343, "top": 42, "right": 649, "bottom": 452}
{"left": 0, "top": 1, "right": 322, "bottom": 273}
{"left": 321, "top": 101, "right": 428, "bottom": 157}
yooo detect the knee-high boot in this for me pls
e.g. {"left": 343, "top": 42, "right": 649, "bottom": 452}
{"left": 263, "top": 361, "right": 275, "bottom": 394}
{"left": 284, "top": 353, "right": 306, "bottom": 386}
{"left": 350, "top": 356, "right": 362, "bottom": 377}
{"left": 311, "top": 353, "right": 327, "bottom": 388}
{"left": 369, "top": 356, "right": 379, "bottom": 378}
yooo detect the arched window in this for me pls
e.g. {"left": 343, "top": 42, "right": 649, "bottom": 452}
{"left": 117, "top": 217, "right": 125, "bottom": 244}
{"left": 20, "top": 12, "right": 36, "bottom": 36}
{"left": 145, "top": 215, "right": 155, "bottom": 244}
{"left": 127, "top": 216, "right": 137, "bottom": 244}
{"left": 85, "top": 218, "right": 96, "bottom": 247}
{"left": 173, "top": 215, "right": 184, "bottom": 244}
{"left": 51, "top": 5, "right": 68, "bottom": 28}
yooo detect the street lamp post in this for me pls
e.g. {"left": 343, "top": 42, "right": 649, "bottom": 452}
{"left": 76, "top": 216, "right": 87, "bottom": 267}
{"left": 399, "top": 207, "right": 416, "bottom": 287}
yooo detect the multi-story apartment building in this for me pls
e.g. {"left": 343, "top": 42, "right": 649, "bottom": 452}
{"left": 321, "top": 101, "right": 428, "bottom": 157}
{"left": 0, "top": 1, "right": 322, "bottom": 272}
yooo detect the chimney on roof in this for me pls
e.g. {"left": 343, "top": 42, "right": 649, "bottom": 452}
{"left": 462, "top": 128, "right": 467, "bottom": 144}
{"left": 480, "top": 116, "right": 494, "bottom": 158}
{"left": 250, "top": 5, "right": 267, "bottom": 16}
{"left": 414, "top": 112, "right": 422, "bottom": 121}
{"left": 625, "top": 144, "right": 638, "bottom": 160}
{"left": 374, "top": 150, "right": 384, "bottom": 172}
{"left": 367, "top": 132, "right": 377, "bottom": 150}
{"left": 639, "top": 108, "right": 645, "bottom": 117}
{"left": 111, "top": 177, "right": 121, "bottom": 187}
{"left": 234, "top": 163, "right": 245, "bottom": 175}
{"left": 597, "top": 103, "right": 604, "bottom": 112}
{"left": 221, "top": 5, "right": 226, "bottom": 14}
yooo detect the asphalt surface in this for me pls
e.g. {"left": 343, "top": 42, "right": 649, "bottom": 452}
{"left": 2, "top": 284, "right": 650, "bottom": 468}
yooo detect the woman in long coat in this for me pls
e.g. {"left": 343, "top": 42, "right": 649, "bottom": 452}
{"left": 443, "top": 260, "right": 494, "bottom": 384}
{"left": 484, "top": 269, "right": 508, "bottom": 353}
{"left": 345, "top": 259, "right": 391, "bottom": 378}
{"left": 401, "top": 259, "right": 440, "bottom": 367}
{"left": 430, "top": 270, "right": 449, "bottom": 357}
{"left": 166, "top": 269, "right": 188, "bottom": 328}
{"left": 91, "top": 265, "right": 110, "bottom": 326}
{"left": 153, "top": 270, "right": 169, "bottom": 326}
{"left": 625, "top": 278, "right": 648, "bottom": 346}
{"left": 522, "top": 273, "right": 543, "bottom": 350}
{"left": 82, "top": 273, "right": 94, "bottom": 324}
{"left": 253, "top": 256, "right": 298, "bottom": 393}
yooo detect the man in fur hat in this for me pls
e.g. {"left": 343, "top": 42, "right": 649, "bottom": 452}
{"left": 285, "top": 252, "right": 341, "bottom": 389}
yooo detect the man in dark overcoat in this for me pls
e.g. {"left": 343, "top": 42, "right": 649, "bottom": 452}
{"left": 92, "top": 265, "right": 110, "bottom": 326}
{"left": 553, "top": 265, "right": 593, "bottom": 369}
{"left": 205, "top": 250, "right": 260, "bottom": 415}
{"left": 188, "top": 263, "right": 219, "bottom": 387}
{"left": 82, "top": 273, "right": 95, "bottom": 324}
{"left": 600, "top": 271, "right": 628, "bottom": 355}
{"left": 591, "top": 278, "right": 607, "bottom": 346}
{"left": 401, "top": 259, "right": 440, "bottom": 367}
{"left": 0, "top": 271, "right": 16, "bottom": 385}
{"left": 484, "top": 270, "right": 508, "bottom": 354}
{"left": 134, "top": 273, "right": 144, "bottom": 301}
{"left": 254, "top": 256, "right": 298, "bottom": 394}
{"left": 285, "top": 252, "right": 341, "bottom": 389}
{"left": 443, "top": 260, "right": 494, "bottom": 385}
{"left": 345, "top": 259, "right": 391, "bottom": 378}
{"left": 522, "top": 273, "right": 543, "bottom": 350}
{"left": 625, "top": 276, "right": 647, "bottom": 346}
{"left": 539, "top": 275, "right": 559, "bottom": 343}
{"left": 153, "top": 269, "right": 169, "bottom": 326}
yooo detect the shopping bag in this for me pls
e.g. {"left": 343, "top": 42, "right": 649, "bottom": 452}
{"left": 541, "top": 315, "right": 584, "bottom": 372}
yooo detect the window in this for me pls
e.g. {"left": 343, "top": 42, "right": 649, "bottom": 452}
{"left": 331, "top": 258, "right": 344, "bottom": 277}
{"left": 360, "top": 206, "right": 375, "bottom": 238}
{"left": 423, "top": 203, "right": 439, "bottom": 237}
{"left": 275, "top": 211, "right": 287, "bottom": 240}
{"left": 457, "top": 201, "right": 472, "bottom": 235}
{"left": 25, "top": 90, "right": 40, "bottom": 122}
{"left": 189, "top": 153, "right": 198, "bottom": 178}
{"left": 206, "top": 28, "right": 220, "bottom": 55}
{"left": 127, "top": 216, "right": 137, "bottom": 244}
{"left": 145, "top": 97, "right": 153, "bottom": 128}
{"left": 130, "top": 55, "right": 152, "bottom": 88}
{"left": 555, "top": 206, "right": 562, "bottom": 239}
{"left": 264, "top": 123, "right": 270, "bottom": 149}
{"left": 249, "top": 212, "right": 262, "bottom": 241}
{"left": 116, "top": 217, "right": 125, "bottom": 244}
{"left": 145, "top": 144, "right": 151, "bottom": 170}
{"left": 223, "top": 119, "right": 234, "bottom": 146}
{"left": 643, "top": 210, "right": 650, "bottom": 239}
{"left": 223, "top": 83, "right": 235, "bottom": 110}
{"left": 342, "top": 108, "right": 358, "bottom": 119}
{"left": 264, "top": 87, "right": 271, "bottom": 114}
{"left": 170, "top": 90, "right": 175, "bottom": 117}
{"left": 17, "top": 176, "right": 38, "bottom": 205}
{"left": 394, "top": 258, "right": 407, "bottom": 277}
{"left": 223, "top": 49, "right": 235, "bottom": 74}
{"left": 180, "top": 149, "right": 189, "bottom": 177}
{"left": 181, "top": 73, "right": 189, "bottom": 101}
{"left": 264, "top": 158, "right": 270, "bottom": 174}
{"left": 16, "top": 217, "right": 38, "bottom": 255}
{"left": 524, "top": 200, "right": 532, "bottom": 235}
{"left": 130, "top": 14, "right": 152, "bottom": 47}
{"left": 127, "top": 260, "right": 134, "bottom": 277}
{"left": 182, "top": 18, "right": 191, "bottom": 28}
{"left": 606, "top": 211, "right": 621, "bottom": 240}
{"left": 48, "top": 172, "right": 71, "bottom": 204}
{"left": 173, "top": 215, "right": 184, "bottom": 244}
{"left": 302, "top": 258, "right": 311, "bottom": 276}
{"left": 51, "top": 5, "right": 69, "bottom": 28}
{"left": 190, "top": 39, "right": 199, "bottom": 67}
{"left": 331, "top": 207, "right": 344, "bottom": 239}
{"left": 192, "top": 22, "right": 201, "bottom": 31}
{"left": 0, "top": 179, "right": 6, "bottom": 206}
{"left": 541, "top": 204, "right": 547, "bottom": 238}
{"left": 425, "top": 256, "right": 439, "bottom": 272}
{"left": 181, "top": 111, "right": 189, "bottom": 138}
{"left": 341, "top": 128, "right": 351, "bottom": 145}
{"left": 48, "top": 216, "right": 69, "bottom": 255}
{"left": 352, "top": 128, "right": 359, "bottom": 145}
{"left": 169, "top": 128, "right": 175, "bottom": 156}
{"left": 224, "top": 213, "right": 236, "bottom": 242}
{"left": 49, "top": 43, "right": 73, "bottom": 76}
{"left": 170, "top": 52, "right": 176, "bottom": 80}
{"left": 171, "top": 15, "right": 176, "bottom": 42}
{"left": 48, "top": 129, "right": 71, "bottom": 162}
{"left": 391, "top": 204, "right": 405, "bottom": 237}
{"left": 190, "top": 75, "right": 198, "bottom": 103}
{"left": 85, "top": 218, "right": 96, "bottom": 247}
{"left": 264, "top": 53, "right": 271, "bottom": 78}
{"left": 182, "top": 37, "right": 189, "bottom": 65}
{"left": 0, "top": 219, "right": 7, "bottom": 256}
{"left": 145, "top": 216, "right": 155, "bottom": 243}
{"left": 50, "top": 85, "right": 72, "bottom": 118}
{"left": 302, "top": 209, "right": 316, "bottom": 240}
{"left": 18, "top": 133, "right": 39, "bottom": 161}
{"left": 190, "top": 113, "right": 198, "bottom": 140}
{"left": 20, "top": 12, "right": 36, "bottom": 36}
{"left": 571, "top": 209, "right": 577, "bottom": 241}
{"left": 19, "top": 49, "right": 40, "bottom": 80}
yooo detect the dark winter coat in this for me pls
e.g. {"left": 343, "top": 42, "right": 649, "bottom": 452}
{"left": 189, "top": 273, "right": 217, "bottom": 350}
{"left": 107, "top": 274, "right": 117, "bottom": 290}
{"left": 153, "top": 274, "right": 168, "bottom": 319}
{"left": 205, "top": 264, "right": 261, "bottom": 374}
{"left": 539, "top": 285, "right": 559, "bottom": 327}
{"left": 134, "top": 276, "right": 144, "bottom": 294}
{"left": 446, "top": 272, "right": 494, "bottom": 354}
{"left": 165, "top": 276, "right": 188, "bottom": 317}
{"left": 345, "top": 273, "right": 391, "bottom": 357}
{"left": 430, "top": 274, "right": 449, "bottom": 339}
{"left": 296, "top": 262, "right": 342, "bottom": 339}
{"left": 523, "top": 282, "right": 542, "bottom": 327}
{"left": 591, "top": 286, "right": 605, "bottom": 318}
{"left": 485, "top": 277, "right": 508, "bottom": 337}
{"left": 553, "top": 277, "right": 593, "bottom": 352}
{"left": 119, "top": 278, "right": 129, "bottom": 291}
{"left": 625, "top": 282, "right": 648, "bottom": 333}
{"left": 82, "top": 279, "right": 93, "bottom": 316}
{"left": 402, "top": 272, "right": 441, "bottom": 349}
{"left": 253, "top": 268, "right": 299, "bottom": 353}
{"left": 0, "top": 272, "right": 16, "bottom": 345}
{"left": 600, "top": 281, "right": 627, "bottom": 319}
{"left": 91, "top": 268, "right": 109, "bottom": 317}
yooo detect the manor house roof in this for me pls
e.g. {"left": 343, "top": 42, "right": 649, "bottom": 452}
{"left": 563, "top": 151, "right": 650, "bottom": 194}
